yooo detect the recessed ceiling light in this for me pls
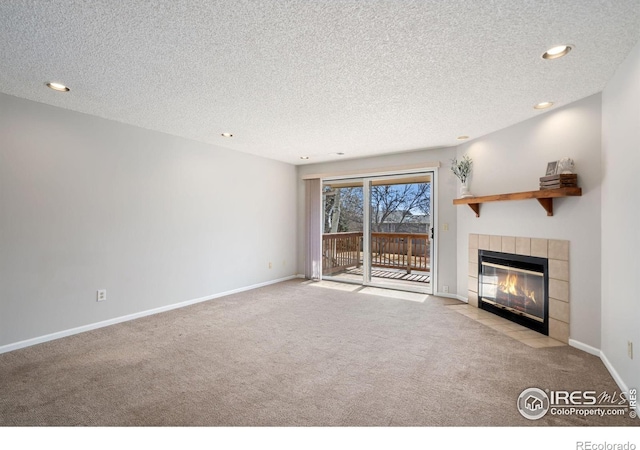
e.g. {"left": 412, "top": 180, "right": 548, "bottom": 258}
{"left": 300, "top": 156, "right": 309, "bottom": 160}
{"left": 46, "top": 82, "right": 70, "bottom": 92}
{"left": 534, "top": 101, "right": 554, "bottom": 110}
{"left": 542, "top": 45, "right": 572, "bottom": 60}
{"left": 221, "top": 133, "right": 233, "bottom": 138}
{"left": 456, "top": 136, "right": 469, "bottom": 140}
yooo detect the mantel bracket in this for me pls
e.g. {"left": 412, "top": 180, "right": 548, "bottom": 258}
{"left": 467, "top": 203, "right": 480, "bottom": 217}
{"left": 536, "top": 198, "right": 554, "bottom": 216}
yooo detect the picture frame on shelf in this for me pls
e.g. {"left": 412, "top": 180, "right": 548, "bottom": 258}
{"left": 545, "top": 161, "right": 558, "bottom": 176}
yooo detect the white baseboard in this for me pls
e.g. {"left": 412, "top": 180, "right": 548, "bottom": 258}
{"left": 601, "top": 351, "right": 639, "bottom": 417}
{"left": 435, "top": 292, "right": 467, "bottom": 302}
{"left": 0, "top": 275, "right": 297, "bottom": 355}
{"left": 569, "top": 339, "right": 638, "bottom": 417}
{"left": 569, "top": 338, "right": 627, "bottom": 390}
{"left": 568, "top": 338, "right": 601, "bottom": 357}
{"left": 599, "top": 350, "right": 630, "bottom": 395}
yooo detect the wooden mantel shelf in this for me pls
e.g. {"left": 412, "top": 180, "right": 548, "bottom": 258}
{"left": 453, "top": 187, "right": 582, "bottom": 217}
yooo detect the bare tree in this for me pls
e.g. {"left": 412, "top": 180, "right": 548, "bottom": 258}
{"left": 323, "top": 186, "right": 363, "bottom": 233}
{"left": 370, "top": 183, "right": 430, "bottom": 233}
{"left": 324, "top": 182, "right": 429, "bottom": 234}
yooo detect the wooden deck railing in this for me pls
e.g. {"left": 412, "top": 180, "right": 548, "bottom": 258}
{"left": 322, "top": 232, "right": 430, "bottom": 275}
{"left": 370, "top": 232, "right": 430, "bottom": 274}
{"left": 322, "top": 232, "right": 362, "bottom": 275}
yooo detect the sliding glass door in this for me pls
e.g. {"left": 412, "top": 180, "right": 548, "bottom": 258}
{"left": 322, "top": 171, "right": 435, "bottom": 294}
{"left": 322, "top": 179, "right": 364, "bottom": 283}
{"left": 368, "top": 174, "right": 433, "bottom": 293}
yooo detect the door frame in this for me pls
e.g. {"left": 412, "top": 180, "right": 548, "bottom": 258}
{"left": 321, "top": 167, "right": 438, "bottom": 295}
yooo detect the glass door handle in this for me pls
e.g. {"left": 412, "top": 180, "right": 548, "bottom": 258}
{"left": 431, "top": 227, "right": 434, "bottom": 240}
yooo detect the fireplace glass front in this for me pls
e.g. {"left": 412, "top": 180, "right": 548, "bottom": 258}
{"left": 478, "top": 251, "right": 548, "bottom": 334}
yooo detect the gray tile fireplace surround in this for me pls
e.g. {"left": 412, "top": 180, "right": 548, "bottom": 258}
{"left": 468, "top": 234, "right": 570, "bottom": 343}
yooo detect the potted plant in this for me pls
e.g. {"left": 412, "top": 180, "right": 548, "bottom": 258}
{"left": 451, "top": 154, "right": 473, "bottom": 198}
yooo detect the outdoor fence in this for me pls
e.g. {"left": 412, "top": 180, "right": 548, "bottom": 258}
{"left": 322, "top": 232, "right": 430, "bottom": 275}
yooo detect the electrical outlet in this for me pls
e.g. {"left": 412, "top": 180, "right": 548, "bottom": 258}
{"left": 268, "top": 262, "right": 273, "bottom": 269}
{"left": 442, "top": 223, "right": 449, "bottom": 231}
{"left": 97, "top": 289, "right": 106, "bottom": 302}
{"left": 628, "top": 341, "right": 634, "bottom": 360}
{"left": 443, "top": 285, "right": 449, "bottom": 293}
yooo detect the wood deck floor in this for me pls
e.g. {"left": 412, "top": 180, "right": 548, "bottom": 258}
{"left": 345, "top": 267, "right": 431, "bottom": 284}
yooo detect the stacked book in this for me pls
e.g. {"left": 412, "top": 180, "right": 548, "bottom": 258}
{"left": 539, "top": 174, "right": 578, "bottom": 190}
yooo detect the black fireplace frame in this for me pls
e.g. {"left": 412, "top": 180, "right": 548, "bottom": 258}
{"left": 477, "top": 250, "right": 549, "bottom": 336}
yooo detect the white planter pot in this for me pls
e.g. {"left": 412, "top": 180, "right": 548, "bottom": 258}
{"left": 460, "top": 182, "right": 474, "bottom": 198}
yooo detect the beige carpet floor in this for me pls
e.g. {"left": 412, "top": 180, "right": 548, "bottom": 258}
{"left": 0, "top": 279, "right": 637, "bottom": 426}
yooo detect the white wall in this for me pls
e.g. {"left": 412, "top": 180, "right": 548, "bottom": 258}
{"left": 601, "top": 40, "right": 640, "bottom": 393}
{"left": 456, "top": 94, "right": 603, "bottom": 349}
{"left": 0, "top": 93, "right": 297, "bottom": 348}
{"left": 296, "top": 147, "right": 459, "bottom": 295}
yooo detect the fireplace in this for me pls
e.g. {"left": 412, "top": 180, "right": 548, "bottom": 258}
{"left": 478, "top": 250, "right": 549, "bottom": 335}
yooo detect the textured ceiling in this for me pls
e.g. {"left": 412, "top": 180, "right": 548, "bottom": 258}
{"left": 1, "top": 1, "right": 639, "bottom": 165}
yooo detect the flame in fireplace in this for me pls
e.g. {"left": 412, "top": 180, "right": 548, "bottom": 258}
{"left": 499, "top": 273, "right": 537, "bottom": 304}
